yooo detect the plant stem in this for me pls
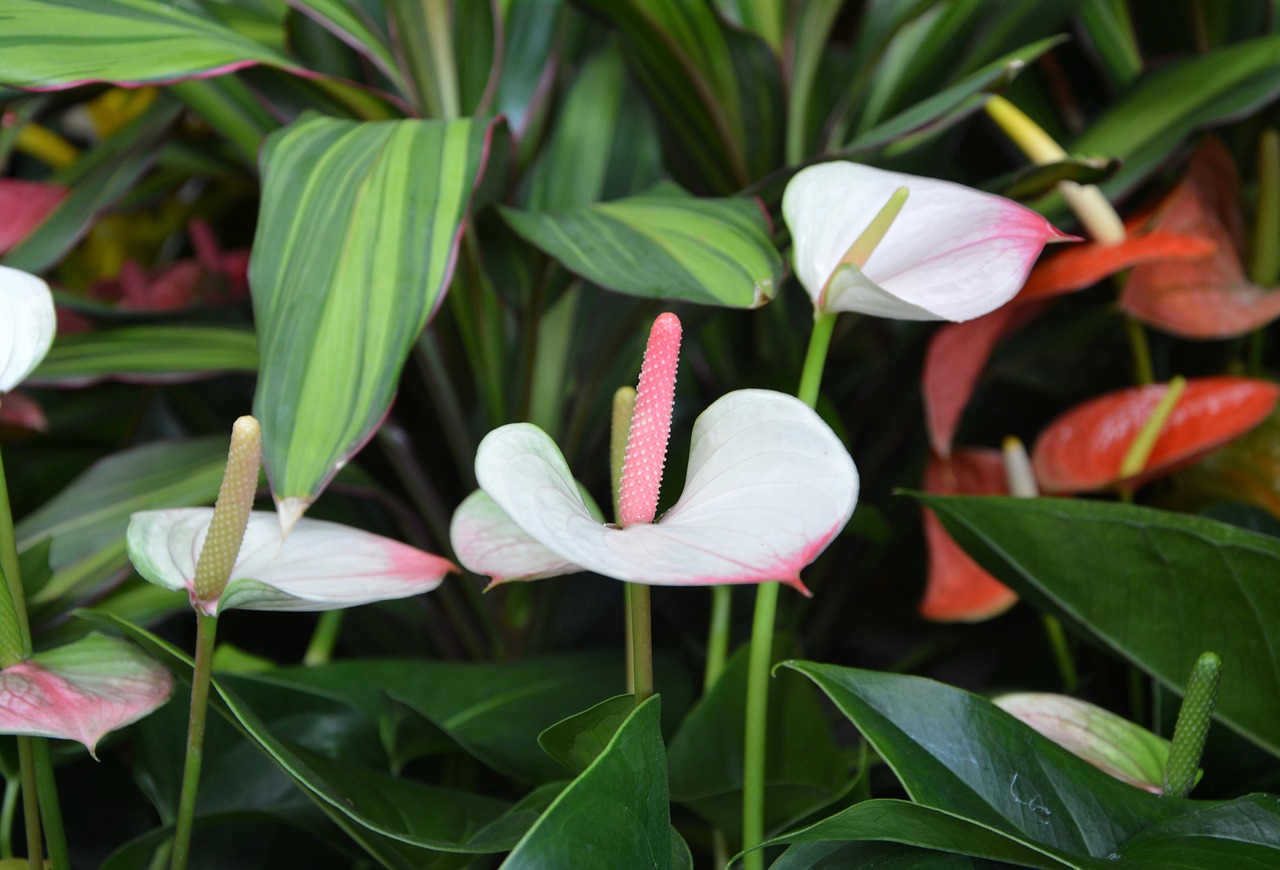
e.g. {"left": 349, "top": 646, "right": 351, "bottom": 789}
{"left": 627, "top": 585, "right": 653, "bottom": 702}
{"left": 743, "top": 311, "right": 838, "bottom": 868}
{"left": 1041, "top": 614, "right": 1078, "bottom": 694}
{"left": 303, "top": 610, "right": 343, "bottom": 666}
{"left": 16, "top": 739, "right": 40, "bottom": 870}
{"left": 1, "top": 773, "right": 15, "bottom": 858}
{"left": 741, "top": 580, "right": 779, "bottom": 869}
{"left": 704, "top": 586, "right": 732, "bottom": 692}
{"left": 170, "top": 612, "right": 219, "bottom": 870}
{"left": 1124, "top": 317, "right": 1154, "bottom": 386}
{"left": 31, "top": 739, "right": 66, "bottom": 870}
{"left": 1251, "top": 129, "right": 1279, "bottom": 287}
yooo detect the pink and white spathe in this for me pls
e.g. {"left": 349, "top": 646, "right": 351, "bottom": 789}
{"left": 127, "top": 510, "right": 456, "bottom": 616}
{"left": 0, "top": 264, "right": 56, "bottom": 393}
{"left": 451, "top": 389, "right": 857, "bottom": 594}
{"left": 0, "top": 634, "right": 172, "bottom": 755}
{"left": 783, "top": 161, "right": 1069, "bottom": 321}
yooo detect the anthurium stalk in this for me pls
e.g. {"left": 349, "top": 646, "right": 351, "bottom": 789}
{"left": 170, "top": 415, "right": 260, "bottom": 870}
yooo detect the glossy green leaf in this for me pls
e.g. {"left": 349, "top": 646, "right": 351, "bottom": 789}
{"left": 1069, "top": 35, "right": 1280, "bottom": 200}
{"left": 773, "top": 839, "right": 994, "bottom": 869}
{"left": 31, "top": 326, "right": 258, "bottom": 385}
{"left": 0, "top": 0, "right": 296, "bottom": 88}
{"left": 269, "top": 653, "right": 690, "bottom": 784}
{"left": 250, "top": 114, "right": 491, "bottom": 523}
{"left": 16, "top": 437, "right": 229, "bottom": 606}
{"left": 919, "top": 495, "right": 1280, "bottom": 757}
{"left": 501, "top": 188, "right": 782, "bottom": 308}
{"left": 759, "top": 799, "right": 1058, "bottom": 868}
{"left": 80, "top": 612, "right": 532, "bottom": 857}
{"left": 1077, "top": 0, "right": 1143, "bottom": 89}
{"left": 667, "top": 642, "right": 846, "bottom": 841}
{"left": 3, "top": 101, "right": 181, "bottom": 274}
{"left": 388, "top": 0, "right": 498, "bottom": 118}
{"left": 501, "top": 696, "right": 672, "bottom": 870}
{"left": 169, "top": 77, "right": 281, "bottom": 165}
{"left": 787, "top": 662, "right": 1280, "bottom": 866}
{"left": 538, "top": 693, "right": 635, "bottom": 776}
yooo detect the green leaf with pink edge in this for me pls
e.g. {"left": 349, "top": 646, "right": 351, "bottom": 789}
{"left": 501, "top": 186, "right": 783, "bottom": 309}
{"left": 0, "top": 633, "right": 172, "bottom": 755}
{"left": 0, "top": 0, "right": 299, "bottom": 90}
{"left": 290, "top": 0, "right": 407, "bottom": 96}
{"left": 250, "top": 114, "right": 493, "bottom": 531}
{"left": 126, "top": 509, "right": 456, "bottom": 616}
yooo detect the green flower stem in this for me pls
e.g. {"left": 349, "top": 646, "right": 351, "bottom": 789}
{"left": 627, "top": 585, "right": 654, "bottom": 702}
{"left": 1124, "top": 317, "right": 1155, "bottom": 386}
{"left": 303, "top": 610, "right": 344, "bottom": 666}
{"left": 1042, "top": 614, "right": 1078, "bottom": 694}
{"left": 704, "top": 585, "right": 732, "bottom": 692}
{"left": 1164, "top": 652, "right": 1222, "bottom": 797}
{"left": 1, "top": 773, "right": 16, "bottom": 858}
{"left": 16, "top": 738, "right": 40, "bottom": 870}
{"left": 170, "top": 612, "right": 218, "bottom": 870}
{"left": 31, "top": 739, "right": 66, "bottom": 870}
{"left": 1251, "top": 129, "right": 1279, "bottom": 287}
{"left": 743, "top": 311, "right": 839, "bottom": 869}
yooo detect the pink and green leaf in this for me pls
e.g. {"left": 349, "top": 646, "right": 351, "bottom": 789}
{"left": 249, "top": 114, "right": 493, "bottom": 528}
{"left": 0, "top": 633, "right": 171, "bottom": 754}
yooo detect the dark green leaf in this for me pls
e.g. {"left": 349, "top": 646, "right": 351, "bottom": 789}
{"left": 919, "top": 494, "right": 1280, "bottom": 757}
{"left": 538, "top": 693, "right": 635, "bottom": 776}
{"left": 32, "top": 326, "right": 258, "bottom": 385}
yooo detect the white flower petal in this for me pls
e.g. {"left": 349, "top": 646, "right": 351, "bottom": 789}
{"left": 127, "top": 510, "right": 455, "bottom": 615}
{"left": 0, "top": 265, "right": 56, "bottom": 393}
{"left": 783, "top": 161, "right": 1065, "bottom": 321}
{"left": 0, "top": 634, "right": 172, "bottom": 754}
{"left": 474, "top": 390, "right": 857, "bottom": 591}
{"left": 450, "top": 489, "right": 584, "bottom": 586}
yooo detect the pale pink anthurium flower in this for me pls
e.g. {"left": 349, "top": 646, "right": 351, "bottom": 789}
{"left": 450, "top": 313, "right": 858, "bottom": 594}
{"left": 127, "top": 510, "right": 457, "bottom": 616}
{"left": 783, "top": 161, "right": 1070, "bottom": 321}
{"left": 0, "top": 634, "right": 173, "bottom": 756}
{"left": 0, "top": 264, "right": 56, "bottom": 393}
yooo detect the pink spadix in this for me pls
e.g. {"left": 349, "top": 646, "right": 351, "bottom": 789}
{"left": 618, "top": 313, "right": 681, "bottom": 526}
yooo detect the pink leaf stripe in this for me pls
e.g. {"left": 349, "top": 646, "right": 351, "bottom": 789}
{"left": 0, "top": 634, "right": 172, "bottom": 754}
{"left": 619, "top": 313, "right": 682, "bottom": 526}
{"left": 127, "top": 510, "right": 456, "bottom": 615}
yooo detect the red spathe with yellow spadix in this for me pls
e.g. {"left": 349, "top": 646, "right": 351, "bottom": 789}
{"left": 1032, "top": 377, "right": 1280, "bottom": 494}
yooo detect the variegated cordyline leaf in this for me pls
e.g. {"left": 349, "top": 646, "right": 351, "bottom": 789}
{"left": 783, "top": 161, "right": 1069, "bottom": 321}
{"left": 501, "top": 187, "right": 783, "bottom": 308}
{"left": 0, "top": 633, "right": 172, "bottom": 755}
{"left": 453, "top": 390, "right": 857, "bottom": 594}
{"left": 250, "top": 115, "right": 493, "bottom": 532}
{"left": 127, "top": 510, "right": 456, "bottom": 616}
{"left": 0, "top": 265, "right": 55, "bottom": 393}
{"left": 0, "top": 0, "right": 298, "bottom": 89}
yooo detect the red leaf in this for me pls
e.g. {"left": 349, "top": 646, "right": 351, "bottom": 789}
{"left": 0, "top": 180, "right": 67, "bottom": 253}
{"left": 1032, "top": 377, "right": 1280, "bottom": 493}
{"left": 920, "top": 449, "right": 1018, "bottom": 622}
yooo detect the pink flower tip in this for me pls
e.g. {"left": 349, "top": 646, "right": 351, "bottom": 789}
{"left": 618, "top": 313, "right": 682, "bottom": 526}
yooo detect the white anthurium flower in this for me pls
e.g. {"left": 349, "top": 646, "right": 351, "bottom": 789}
{"left": 782, "top": 161, "right": 1070, "bottom": 321}
{"left": 450, "top": 389, "right": 858, "bottom": 594}
{"left": 0, "top": 264, "right": 56, "bottom": 393}
{"left": 127, "top": 509, "right": 457, "bottom": 616}
{"left": 0, "top": 633, "right": 172, "bottom": 755}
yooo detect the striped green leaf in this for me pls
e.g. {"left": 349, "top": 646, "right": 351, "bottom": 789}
{"left": 250, "top": 114, "right": 492, "bottom": 527}
{"left": 501, "top": 188, "right": 782, "bottom": 308}
{"left": 0, "top": 0, "right": 297, "bottom": 89}
{"left": 291, "top": 0, "right": 407, "bottom": 95}
{"left": 31, "top": 326, "right": 258, "bottom": 385}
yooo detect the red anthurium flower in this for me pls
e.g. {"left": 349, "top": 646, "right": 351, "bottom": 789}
{"left": 1032, "top": 376, "right": 1280, "bottom": 494}
{"left": 0, "top": 179, "right": 67, "bottom": 254}
{"left": 920, "top": 448, "right": 1017, "bottom": 622}
{"left": 1121, "top": 139, "right": 1280, "bottom": 338}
